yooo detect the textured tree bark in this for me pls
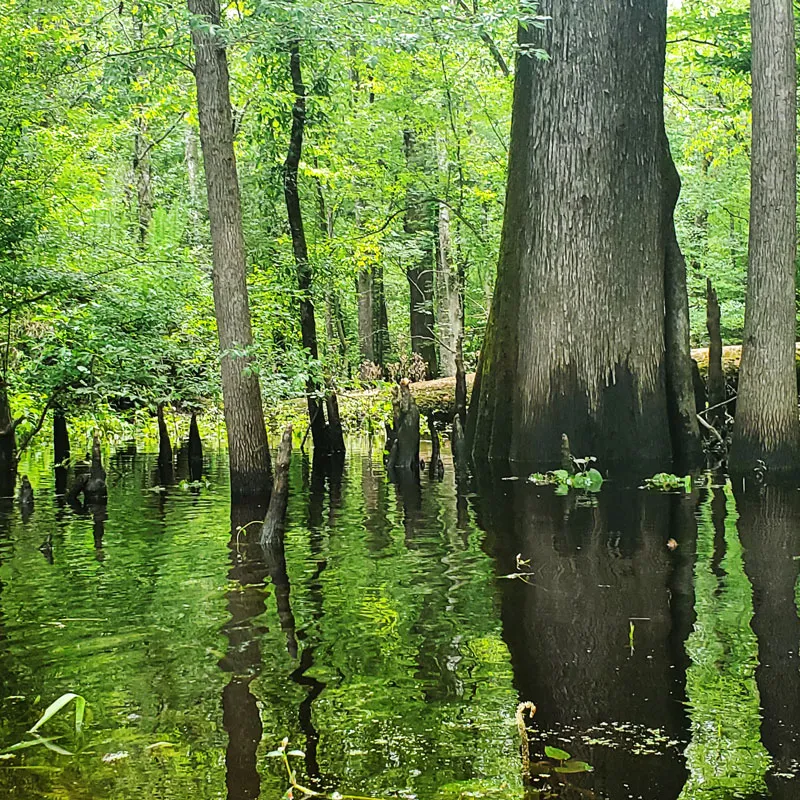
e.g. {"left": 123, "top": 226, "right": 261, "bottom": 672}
{"left": 729, "top": 0, "right": 800, "bottom": 474}
{"left": 435, "top": 187, "right": 460, "bottom": 377}
{"left": 662, "top": 145, "right": 703, "bottom": 470}
{"left": 403, "top": 130, "right": 438, "bottom": 379}
{"left": 706, "top": 279, "right": 726, "bottom": 429}
{"left": 189, "top": 0, "right": 272, "bottom": 499}
{"left": 284, "top": 39, "right": 330, "bottom": 457}
{"left": 133, "top": 116, "right": 153, "bottom": 244}
{"left": 470, "top": 0, "right": 680, "bottom": 472}
{"left": 356, "top": 269, "right": 375, "bottom": 364}
{"left": 373, "top": 262, "right": 389, "bottom": 368}
{"left": 315, "top": 174, "right": 350, "bottom": 373}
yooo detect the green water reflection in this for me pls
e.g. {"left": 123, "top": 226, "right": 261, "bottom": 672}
{"left": 0, "top": 444, "right": 520, "bottom": 800}
{"left": 679, "top": 484, "right": 770, "bottom": 799}
{"left": 4, "top": 446, "right": 800, "bottom": 800}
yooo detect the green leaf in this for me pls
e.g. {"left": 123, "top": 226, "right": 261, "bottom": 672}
{"left": 544, "top": 745, "right": 571, "bottom": 761}
{"left": 74, "top": 696, "right": 85, "bottom": 733}
{"left": 38, "top": 738, "right": 73, "bottom": 756}
{"left": 29, "top": 693, "right": 85, "bottom": 734}
{"left": 585, "top": 468, "right": 604, "bottom": 492}
{"left": 0, "top": 737, "right": 61, "bottom": 754}
{"left": 554, "top": 760, "right": 593, "bottom": 774}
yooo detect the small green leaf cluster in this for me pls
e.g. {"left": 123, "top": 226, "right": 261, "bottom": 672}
{"left": 643, "top": 473, "right": 692, "bottom": 492}
{"left": 543, "top": 745, "right": 593, "bottom": 774}
{"left": 529, "top": 466, "right": 603, "bottom": 495}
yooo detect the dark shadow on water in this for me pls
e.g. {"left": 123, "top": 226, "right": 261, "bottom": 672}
{"left": 736, "top": 485, "right": 800, "bottom": 799}
{"left": 472, "top": 469, "right": 696, "bottom": 799}
{"left": 221, "top": 501, "right": 268, "bottom": 800}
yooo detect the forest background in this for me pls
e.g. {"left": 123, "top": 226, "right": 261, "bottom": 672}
{"left": 0, "top": 0, "right": 762, "bottom": 450}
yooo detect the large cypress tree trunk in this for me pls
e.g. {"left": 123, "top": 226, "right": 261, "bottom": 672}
{"left": 729, "top": 0, "right": 800, "bottom": 474}
{"left": 284, "top": 39, "right": 330, "bottom": 457}
{"left": 189, "top": 0, "right": 272, "bottom": 499}
{"left": 470, "top": 0, "right": 691, "bottom": 471}
{"left": 403, "top": 130, "right": 438, "bottom": 380}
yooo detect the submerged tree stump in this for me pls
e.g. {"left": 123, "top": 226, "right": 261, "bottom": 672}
{"left": 17, "top": 475, "right": 33, "bottom": 507}
{"left": 188, "top": 412, "right": 203, "bottom": 482}
{"left": 427, "top": 412, "right": 443, "bottom": 480}
{"left": 260, "top": 425, "right": 293, "bottom": 547}
{"left": 54, "top": 409, "right": 70, "bottom": 467}
{"left": 451, "top": 415, "right": 468, "bottom": 480}
{"left": 387, "top": 380, "right": 420, "bottom": 471}
{"left": 157, "top": 403, "right": 173, "bottom": 465}
{"left": 326, "top": 391, "right": 346, "bottom": 454}
{"left": 69, "top": 434, "right": 107, "bottom": 505}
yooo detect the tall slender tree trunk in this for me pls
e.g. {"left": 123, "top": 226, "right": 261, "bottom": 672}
{"left": 730, "top": 0, "right": 800, "bottom": 474}
{"left": 435, "top": 137, "right": 461, "bottom": 379}
{"left": 470, "top": 0, "right": 694, "bottom": 471}
{"left": 706, "top": 279, "right": 726, "bottom": 429}
{"left": 354, "top": 202, "right": 375, "bottom": 365}
{"left": 133, "top": 117, "right": 153, "bottom": 244}
{"left": 435, "top": 195, "right": 460, "bottom": 377}
{"left": 284, "top": 39, "right": 330, "bottom": 456}
{"left": 403, "top": 130, "right": 437, "bottom": 379}
{"left": 373, "top": 262, "right": 390, "bottom": 368}
{"left": 189, "top": 0, "right": 272, "bottom": 499}
{"left": 0, "top": 380, "right": 16, "bottom": 495}
{"left": 662, "top": 142, "right": 703, "bottom": 468}
{"left": 132, "top": 14, "right": 152, "bottom": 244}
{"left": 314, "top": 175, "right": 349, "bottom": 372}
{"left": 356, "top": 270, "right": 375, "bottom": 364}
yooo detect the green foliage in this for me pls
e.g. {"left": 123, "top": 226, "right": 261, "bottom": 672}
{"left": 1, "top": 693, "right": 87, "bottom": 759}
{"left": 529, "top": 464, "right": 604, "bottom": 495}
{"left": 643, "top": 473, "right": 693, "bottom": 492}
{"left": 679, "top": 484, "right": 771, "bottom": 797}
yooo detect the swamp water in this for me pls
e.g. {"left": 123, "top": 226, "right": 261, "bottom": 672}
{"left": 0, "top": 441, "right": 799, "bottom": 799}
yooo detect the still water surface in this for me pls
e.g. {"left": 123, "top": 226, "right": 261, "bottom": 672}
{"left": 0, "top": 440, "right": 799, "bottom": 799}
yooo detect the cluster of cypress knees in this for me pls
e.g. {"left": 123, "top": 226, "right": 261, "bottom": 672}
{"left": 383, "top": 378, "right": 468, "bottom": 481}
{"left": 17, "top": 432, "right": 107, "bottom": 512}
